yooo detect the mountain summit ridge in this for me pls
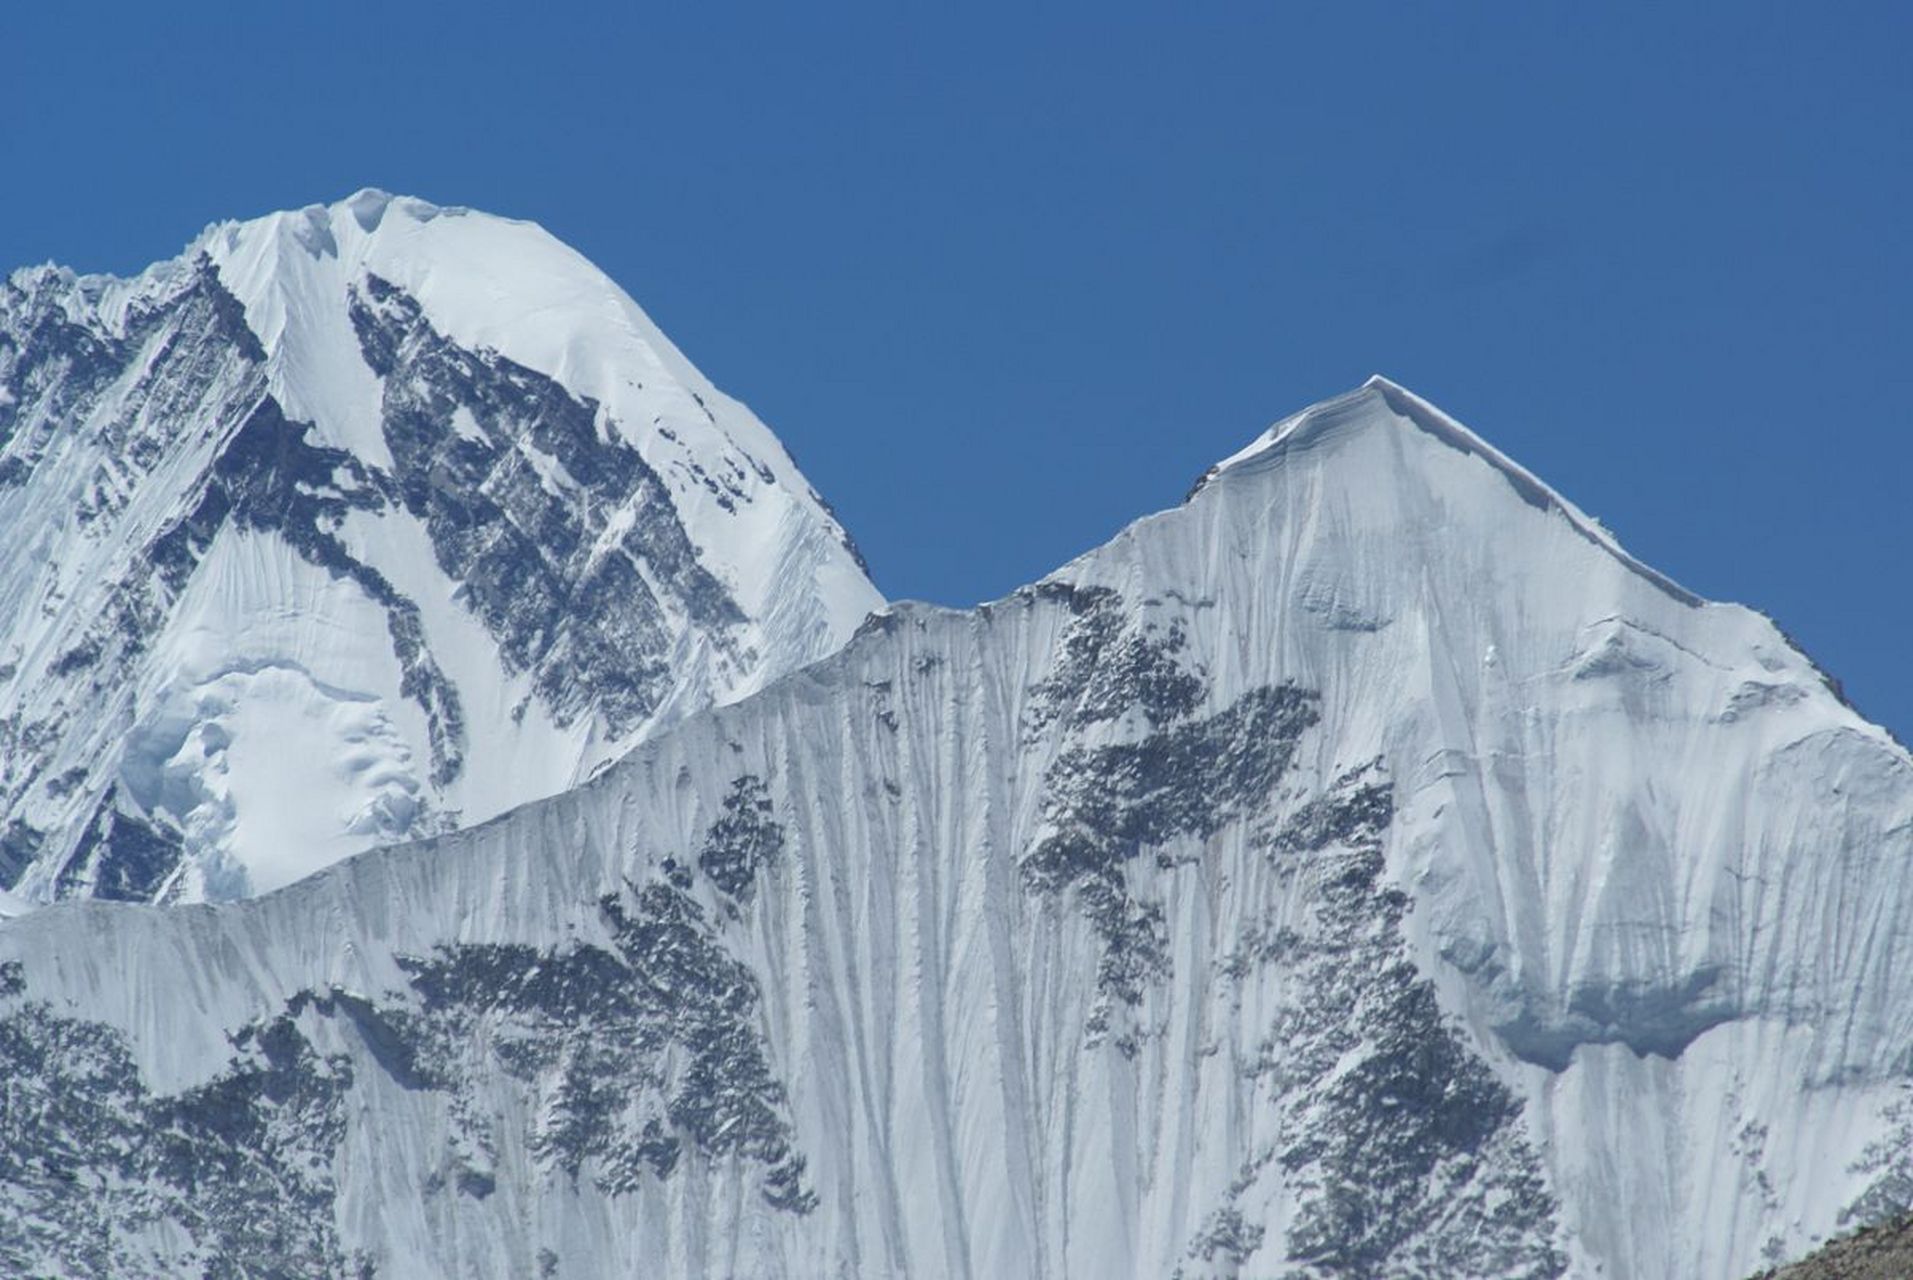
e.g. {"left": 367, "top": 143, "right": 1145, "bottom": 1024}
{"left": 0, "top": 192, "right": 881, "bottom": 903}
{"left": 1206, "top": 373, "right": 1703, "bottom": 608}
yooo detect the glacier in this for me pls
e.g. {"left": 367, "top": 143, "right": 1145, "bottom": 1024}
{"left": 1, "top": 373, "right": 1907, "bottom": 1277}
{"left": 0, "top": 191, "right": 881, "bottom": 903}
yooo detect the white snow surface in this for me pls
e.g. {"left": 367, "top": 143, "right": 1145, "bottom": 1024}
{"left": 3, "top": 378, "right": 1908, "bottom": 1277}
{"left": 0, "top": 192, "right": 881, "bottom": 903}
{"left": 202, "top": 190, "right": 853, "bottom": 636}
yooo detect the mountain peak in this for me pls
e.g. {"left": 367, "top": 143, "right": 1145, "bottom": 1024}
{"left": 1197, "top": 375, "right": 1701, "bottom": 608}
{"left": 0, "top": 193, "right": 881, "bottom": 904}
{"left": 196, "top": 191, "right": 874, "bottom": 627}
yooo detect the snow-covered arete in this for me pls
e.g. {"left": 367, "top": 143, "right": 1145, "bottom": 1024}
{"left": 0, "top": 191, "right": 881, "bottom": 902}
{"left": 1, "top": 377, "right": 1907, "bottom": 1277}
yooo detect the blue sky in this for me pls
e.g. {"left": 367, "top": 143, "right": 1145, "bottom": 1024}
{"left": 4, "top": 5, "right": 1908, "bottom": 738}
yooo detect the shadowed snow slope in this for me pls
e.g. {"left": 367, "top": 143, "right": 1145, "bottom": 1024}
{"left": 2, "top": 379, "right": 1908, "bottom": 1278}
{"left": 0, "top": 191, "right": 881, "bottom": 903}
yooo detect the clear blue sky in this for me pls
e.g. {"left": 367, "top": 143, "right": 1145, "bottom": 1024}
{"left": 4, "top": 5, "right": 1908, "bottom": 739}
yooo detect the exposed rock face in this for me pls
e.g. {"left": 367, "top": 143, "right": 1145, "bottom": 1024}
{"left": 0, "top": 378, "right": 1908, "bottom": 1277}
{"left": 0, "top": 192, "right": 880, "bottom": 903}
{"left": 0, "top": 959, "right": 356, "bottom": 1278}
{"left": 1750, "top": 1215, "right": 1913, "bottom": 1280}
{"left": 346, "top": 273, "right": 749, "bottom": 741}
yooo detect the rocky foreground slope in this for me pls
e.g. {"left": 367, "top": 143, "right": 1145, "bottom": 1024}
{"left": 1751, "top": 1215, "right": 1913, "bottom": 1279}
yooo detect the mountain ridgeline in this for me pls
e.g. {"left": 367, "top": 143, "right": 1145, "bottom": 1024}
{"left": 2, "top": 198, "right": 1911, "bottom": 1278}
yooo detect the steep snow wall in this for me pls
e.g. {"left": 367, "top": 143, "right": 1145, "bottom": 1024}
{"left": 2, "top": 380, "right": 1908, "bottom": 1277}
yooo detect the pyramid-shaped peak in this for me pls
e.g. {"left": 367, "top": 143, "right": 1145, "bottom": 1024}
{"left": 1196, "top": 375, "right": 1701, "bottom": 607}
{"left": 1234, "top": 373, "right": 1476, "bottom": 459}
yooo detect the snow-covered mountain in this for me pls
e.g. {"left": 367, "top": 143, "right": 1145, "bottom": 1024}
{"left": 3, "top": 376, "right": 1910, "bottom": 1279}
{"left": 0, "top": 191, "right": 880, "bottom": 903}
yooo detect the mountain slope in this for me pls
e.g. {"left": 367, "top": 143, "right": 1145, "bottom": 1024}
{"left": 1, "top": 378, "right": 1908, "bottom": 1277}
{"left": 0, "top": 191, "right": 880, "bottom": 902}
{"left": 1752, "top": 1215, "right": 1913, "bottom": 1279}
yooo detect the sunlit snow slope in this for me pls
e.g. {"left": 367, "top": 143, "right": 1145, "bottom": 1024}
{"left": 2, "top": 379, "right": 1909, "bottom": 1278}
{"left": 0, "top": 191, "right": 880, "bottom": 902}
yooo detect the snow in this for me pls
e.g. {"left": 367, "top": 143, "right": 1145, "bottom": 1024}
{"left": 328, "top": 503, "right": 589, "bottom": 827}
{"left": 115, "top": 527, "right": 432, "bottom": 899}
{"left": 199, "top": 190, "right": 868, "bottom": 639}
{"left": 196, "top": 187, "right": 883, "bottom": 715}
{"left": 0, "top": 191, "right": 882, "bottom": 905}
{"left": 2, "top": 378, "right": 1906, "bottom": 1276}
{"left": 165, "top": 663, "right": 422, "bottom": 897}
{"left": 448, "top": 404, "right": 484, "bottom": 443}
